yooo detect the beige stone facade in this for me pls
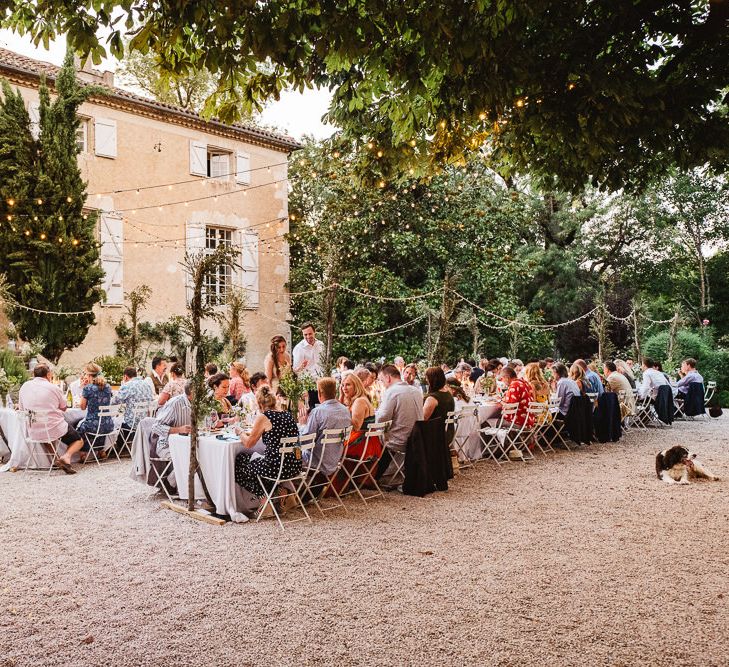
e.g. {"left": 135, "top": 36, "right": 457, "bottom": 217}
{"left": 0, "top": 48, "right": 298, "bottom": 371}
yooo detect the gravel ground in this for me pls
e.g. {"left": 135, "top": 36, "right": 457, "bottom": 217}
{"left": 1, "top": 416, "right": 728, "bottom": 667}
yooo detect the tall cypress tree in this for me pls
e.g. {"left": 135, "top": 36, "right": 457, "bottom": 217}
{"left": 0, "top": 52, "right": 104, "bottom": 362}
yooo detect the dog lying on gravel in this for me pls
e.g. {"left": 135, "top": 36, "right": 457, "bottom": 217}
{"left": 655, "top": 445, "right": 720, "bottom": 485}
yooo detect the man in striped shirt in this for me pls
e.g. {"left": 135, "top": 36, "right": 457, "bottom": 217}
{"left": 151, "top": 381, "right": 192, "bottom": 459}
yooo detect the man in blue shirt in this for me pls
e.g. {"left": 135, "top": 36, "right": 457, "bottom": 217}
{"left": 303, "top": 377, "right": 352, "bottom": 476}
{"left": 676, "top": 358, "right": 704, "bottom": 398}
{"left": 111, "top": 366, "right": 154, "bottom": 451}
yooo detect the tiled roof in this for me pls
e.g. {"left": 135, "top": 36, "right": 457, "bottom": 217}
{"left": 0, "top": 47, "right": 301, "bottom": 152}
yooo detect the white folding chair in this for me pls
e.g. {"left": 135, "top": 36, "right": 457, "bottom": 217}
{"left": 81, "top": 404, "right": 122, "bottom": 466}
{"left": 447, "top": 408, "right": 478, "bottom": 468}
{"left": 256, "top": 433, "right": 316, "bottom": 530}
{"left": 113, "top": 401, "right": 151, "bottom": 461}
{"left": 705, "top": 381, "right": 717, "bottom": 407}
{"left": 340, "top": 420, "right": 390, "bottom": 505}
{"left": 633, "top": 393, "right": 658, "bottom": 429}
{"left": 300, "top": 426, "right": 351, "bottom": 516}
{"left": 22, "top": 409, "right": 62, "bottom": 475}
{"left": 542, "top": 396, "right": 571, "bottom": 451}
{"left": 527, "top": 402, "right": 552, "bottom": 456}
{"left": 479, "top": 402, "right": 519, "bottom": 464}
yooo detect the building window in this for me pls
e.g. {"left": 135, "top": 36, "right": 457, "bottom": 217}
{"left": 76, "top": 119, "right": 88, "bottom": 153}
{"left": 207, "top": 149, "right": 231, "bottom": 179}
{"left": 204, "top": 226, "right": 232, "bottom": 305}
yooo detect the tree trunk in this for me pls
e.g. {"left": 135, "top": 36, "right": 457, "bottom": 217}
{"left": 431, "top": 272, "right": 459, "bottom": 365}
{"left": 322, "top": 284, "right": 338, "bottom": 371}
{"left": 632, "top": 300, "right": 642, "bottom": 363}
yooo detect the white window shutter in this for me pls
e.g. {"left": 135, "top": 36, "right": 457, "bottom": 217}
{"left": 95, "top": 118, "right": 117, "bottom": 158}
{"left": 185, "top": 221, "right": 207, "bottom": 304}
{"left": 28, "top": 102, "right": 40, "bottom": 139}
{"left": 238, "top": 229, "right": 259, "bottom": 308}
{"left": 190, "top": 140, "right": 207, "bottom": 176}
{"left": 235, "top": 151, "right": 251, "bottom": 185}
{"left": 100, "top": 212, "right": 124, "bottom": 305}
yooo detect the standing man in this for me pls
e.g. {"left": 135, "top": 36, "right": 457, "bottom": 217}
{"left": 376, "top": 364, "right": 424, "bottom": 488}
{"left": 292, "top": 322, "right": 325, "bottom": 409}
{"left": 145, "top": 356, "right": 168, "bottom": 396}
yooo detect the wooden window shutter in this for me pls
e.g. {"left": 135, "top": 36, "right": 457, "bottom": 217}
{"left": 94, "top": 118, "right": 118, "bottom": 158}
{"left": 235, "top": 151, "right": 251, "bottom": 185}
{"left": 189, "top": 140, "right": 207, "bottom": 176}
{"left": 100, "top": 212, "right": 124, "bottom": 305}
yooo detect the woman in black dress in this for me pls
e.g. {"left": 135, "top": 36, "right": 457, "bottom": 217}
{"left": 234, "top": 385, "right": 301, "bottom": 497}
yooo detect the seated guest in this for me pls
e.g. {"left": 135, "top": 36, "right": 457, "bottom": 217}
{"left": 603, "top": 361, "right": 636, "bottom": 416}
{"left": 510, "top": 359, "right": 525, "bottom": 376}
{"left": 111, "top": 366, "right": 155, "bottom": 449}
{"left": 77, "top": 362, "right": 114, "bottom": 455}
{"left": 158, "top": 363, "right": 186, "bottom": 406}
{"left": 554, "top": 363, "right": 580, "bottom": 418}
{"left": 524, "top": 362, "right": 550, "bottom": 404}
{"left": 446, "top": 378, "right": 470, "bottom": 407}
{"left": 151, "top": 380, "right": 192, "bottom": 460}
{"left": 568, "top": 362, "right": 586, "bottom": 393}
{"left": 249, "top": 372, "right": 269, "bottom": 394}
{"left": 614, "top": 358, "right": 637, "bottom": 389}
{"left": 544, "top": 357, "right": 555, "bottom": 370}
{"left": 354, "top": 365, "right": 376, "bottom": 393}
{"left": 234, "top": 386, "right": 301, "bottom": 502}
{"left": 676, "top": 358, "right": 703, "bottom": 398}
{"left": 402, "top": 363, "right": 419, "bottom": 387}
{"left": 424, "top": 367, "right": 455, "bottom": 447}
{"left": 576, "top": 359, "right": 604, "bottom": 396}
{"left": 655, "top": 362, "right": 678, "bottom": 396}
{"left": 451, "top": 362, "right": 473, "bottom": 385}
{"left": 18, "top": 364, "right": 83, "bottom": 474}
{"left": 469, "top": 359, "right": 485, "bottom": 383}
{"left": 228, "top": 362, "right": 250, "bottom": 403}
{"left": 393, "top": 356, "right": 406, "bottom": 376}
{"left": 500, "top": 367, "right": 535, "bottom": 427}
{"left": 341, "top": 372, "right": 376, "bottom": 431}
{"left": 145, "top": 356, "right": 168, "bottom": 396}
{"left": 208, "top": 373, "right": 233, "bottom": 415}
{"left": 303, "top": 377, "right": 352, "bottom": 476}
{"left": 474, "top": 361, "right": 498, "bottom": 395}
{"left": 423, "top": 367, "right": 455, "bottom": 422}
{"left": 376, "top": 363, "right": 424, "bottom": 486}
{"left": 638, "top": 357, "right": 670, "bottom": 400}
{"left": 204, "top": 362, "right": 218, "bottom": 379}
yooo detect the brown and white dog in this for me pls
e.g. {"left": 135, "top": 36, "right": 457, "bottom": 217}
{"left": 655, "top": 446, "right": 720, "bottom": 485}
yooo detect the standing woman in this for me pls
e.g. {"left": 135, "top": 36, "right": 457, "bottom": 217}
{"left": 77, "top": 362, "right": 114, "bottom": 457}
{"left": 264, "top": 335, "right": 291, "bottom": 393}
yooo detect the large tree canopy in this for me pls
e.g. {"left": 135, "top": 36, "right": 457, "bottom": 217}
{"left": 2, "top": 1, "right": 727, "bottom": 190}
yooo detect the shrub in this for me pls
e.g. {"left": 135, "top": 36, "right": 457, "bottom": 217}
{"left": 93, "top": 355, "right": 131, "bottom": 385}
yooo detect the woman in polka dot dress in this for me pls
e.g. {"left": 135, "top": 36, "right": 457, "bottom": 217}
{"left": 234, "top": 386, "right": 301, "bottom": 497}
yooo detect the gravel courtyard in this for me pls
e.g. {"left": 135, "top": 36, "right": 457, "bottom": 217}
{"left": 1, "top": 416, "right": 728, "bottom": 667}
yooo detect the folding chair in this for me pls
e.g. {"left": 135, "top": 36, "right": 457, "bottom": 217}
{"left": 22, "top": 409, "right": 63, "bottom": 475}
{"left": 447, "top": 408, "right": 476, "bottom": 469}
{"left": 527, "top": 402, "right": 552, "bottom": 456}
{"left": 542, "top": 397, "right": 571, "bottom": 451}
{"left": 479, "top": 402, "right": 519, "bottom": 464}
{"left": 81, "top": 404, "right": 122, "bottom": 466}
{"left": 255, "top": 433, "right": 316, "bottom": 530}
{"left": 112, "top": 401, "right": 151, "bottom": 461}
{"left": 149, "top": 452, "right": 176, "bottom": 501}
{"left": 340, "top": 420, "right": 390, "bottom": 504}
{"left": 705, "top": 381, "right": 717, "bottom": 407}
{"left": 300, "top": 426, "right": 351, "bottom": 516}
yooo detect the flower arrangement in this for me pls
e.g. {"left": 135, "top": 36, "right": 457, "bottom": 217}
{"left": 277, "top": 367, "right": 316, "bottom": 402}
{"left": 0, "top": 368, "right": 23, "bottom": 396}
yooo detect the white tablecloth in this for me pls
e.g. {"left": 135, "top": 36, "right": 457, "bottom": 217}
{"left": 0, "top": 408, "right": 28, "bottom": 469}
{"left": 168, "top": 434, "right": 253, "bottom": 523}
{"left": 455, "top": 401, "right": 502, "bottom": 461}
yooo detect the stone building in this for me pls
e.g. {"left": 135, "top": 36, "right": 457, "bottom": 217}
{"left": 0, "top": 47, "right": 298, "bottom": 371}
